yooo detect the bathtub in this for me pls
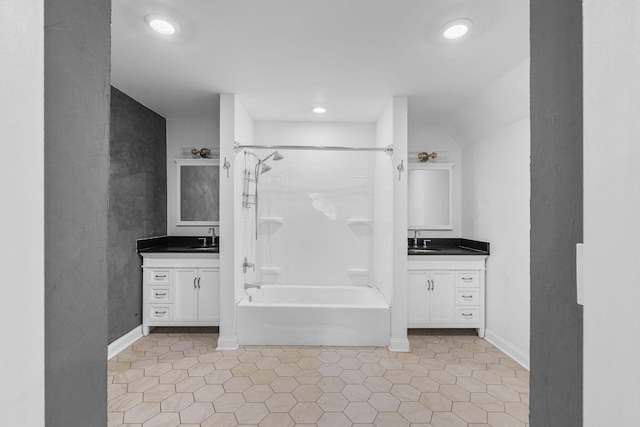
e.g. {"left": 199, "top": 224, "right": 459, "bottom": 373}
{"left": 237, "top": 285, "right": 390, "bottom": 346}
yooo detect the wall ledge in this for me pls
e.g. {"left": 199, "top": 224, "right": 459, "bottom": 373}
{"left": 108, "top": 325, "right": 143, "bottom": 360}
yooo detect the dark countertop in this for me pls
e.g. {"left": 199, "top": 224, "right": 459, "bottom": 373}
{"left": 407, "top": 238, "right": 489, "bottom": 256}
{"left": 137, "top": 236, "right": 219, "bottom": 254}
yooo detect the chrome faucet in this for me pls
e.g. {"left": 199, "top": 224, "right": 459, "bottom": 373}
{"left": 208, "top": 227, "right": 217, "bottom": 246}
{"left": 244, "top": 282, "right": 261, "bottom": 290}
{"left": 198, "top": 237, "right": 207, "bottom": 246}
{"left": 423, "top": 239, "right": 431, "bottom": 248}
{"left": 413, "top": 230, "right": 420, "bottom": 248}
{"left": 242, "top": 257, "right": 255, "bottom": 274}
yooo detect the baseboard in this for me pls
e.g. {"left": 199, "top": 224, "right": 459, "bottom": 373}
{"left": 388, "top": 337, "right": 410, "bottom": 352}
{"left": 484, "top": 329, "right": 530, "bottom": 370}
{"left": 216, "top": 336, "right": 239, "bottom": 351}
{"left": 108, "top": 325, "right": 143, "bottom": 360}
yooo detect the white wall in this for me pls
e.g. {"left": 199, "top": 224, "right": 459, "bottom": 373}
{"left": 255, "top": 121, "right": 375, "bottom": 148}
{"left": 583, "top": 1, "right": 640, "bottom": 424}
{"left": 0, "top": 1, "right": 45, "bottom": 424}
{"left": 166, "top": 118, "right": 220, "bottom": 236}
{"left": 445, "top": 60, "right": 531, "bottom": 368}
{"left": 407, "top": 122, "right": 462, "bottom": 238}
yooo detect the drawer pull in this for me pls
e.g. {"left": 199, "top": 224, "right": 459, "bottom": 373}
{"left": 462, "top": 295, "right": 473, "bottom": 298}
{"left": 155, "top": 274, "right": 167, "bottom": 279}
{"left": 155, "top": 310, "right": 167, "bottom": 315}
{"left": 155, "top": 292, "right": 167, "bottom": 297}
{"left": 461, "top": 313, "right": 473, "bottom": 317}
{"left": 461, "top": 277, "right": 473, "bottom": 281}
{"left": 197, "top": 277, "right": 201, "bottom": 289}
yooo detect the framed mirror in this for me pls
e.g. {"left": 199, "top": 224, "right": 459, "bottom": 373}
{"left": 175, "top": 159, "right": 220, "bottom": 226}
{"left": 408, "top": 163, "right": 454, "bottom": 230}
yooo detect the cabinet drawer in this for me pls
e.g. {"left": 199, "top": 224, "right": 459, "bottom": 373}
{"left": 456, "top": 271, "right": 479, "bottom": 287}
{"left": 456, "top": 307, "right": 480, "bottom": 323}
{"left": 456, "top": 288, "right": 480, "bottom": 305}
{"left": 149, "top": 270, "right": 171, "bottom": 284}
{"left": 149, "top": 305, "right": 172, "bottom": 321}
{"left": 150, "top": 287, "right": 172, "bottom": 303}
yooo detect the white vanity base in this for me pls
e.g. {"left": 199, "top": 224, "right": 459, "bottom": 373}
{"left": 407, "top": 255, "right": 488, "bottom": 338}
{"left": 141, "top": 253, "right": 220, "bottom": 336}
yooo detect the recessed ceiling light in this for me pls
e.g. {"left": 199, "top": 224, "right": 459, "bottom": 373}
{"left": 441, "top": 18, "right": 473, "bottom": 40}
{"left": 145, "top": 14, "right": 178, "bottom": 35}
{"left": 312, "top": 107, "right": 327, "bottom": 114}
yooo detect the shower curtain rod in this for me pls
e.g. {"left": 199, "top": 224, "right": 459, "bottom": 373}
{"left": 234, "top": 142, "right": 393, "bottom": 154}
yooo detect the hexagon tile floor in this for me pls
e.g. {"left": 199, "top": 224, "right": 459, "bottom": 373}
{"left": 108, "top": 331, "right": 529, "bottom": 427}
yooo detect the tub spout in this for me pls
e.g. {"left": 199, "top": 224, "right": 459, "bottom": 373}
{"left": 244, "top": 282, "right": 261, "bottom": 290}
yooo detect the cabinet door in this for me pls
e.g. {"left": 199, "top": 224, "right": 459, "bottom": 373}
{"left": 429, "top": 271, "right": 456, "bottom": 324}
{"left": 174, "top": 269, "right": 198, "bottom": 322}
{"left": 197, "top": 268, "right": 220, "bottom": 322}
{"left": 408, "top": 271, "right": 429, "bottom": 325}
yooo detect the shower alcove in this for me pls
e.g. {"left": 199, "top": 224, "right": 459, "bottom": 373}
{"left": 232, "top": 123, "right": 396, "bottom": 347}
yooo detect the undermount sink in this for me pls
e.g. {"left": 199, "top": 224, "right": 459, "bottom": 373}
{"left": 408, "top": 248, "right": 442, "bottom": 253}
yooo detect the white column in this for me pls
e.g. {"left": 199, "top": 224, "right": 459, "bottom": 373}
{"left": 583, "top": 1, "right": 640, "bottom": 424}
{"left": 0, "top": 1, "right": 45, "bottom": 424}
{"left": 390, "top": 97, "right": 410, "bottom": 352}
{"left": 217, "top": 94, "right": 239, "bottom": 349}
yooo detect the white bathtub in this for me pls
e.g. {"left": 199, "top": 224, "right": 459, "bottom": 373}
{"left": 237, "top": 285, "right": 390, "bottom": 346}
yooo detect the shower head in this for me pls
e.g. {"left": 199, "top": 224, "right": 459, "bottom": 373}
{"left": 260, "top": 163, "right": 272, "bottom": 174}
{"left": 261, "top": 150, "right": 284, "bottom": 162}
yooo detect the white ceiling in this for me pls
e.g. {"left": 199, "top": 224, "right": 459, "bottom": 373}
{"left": 111, "top": 0, "right": 529, "bottom": 123}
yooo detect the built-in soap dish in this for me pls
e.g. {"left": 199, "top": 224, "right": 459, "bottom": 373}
{"left": 347, "top": 218, "right": 372, "bottom": 236}
{"left": 258, "top": 217, "right": 284, "bottom": 235}
{"left": 258, "top": 217, "right": 284, "bottom": 224}
{"left": 346, "top": 218, "right": 372, "bottom": 225}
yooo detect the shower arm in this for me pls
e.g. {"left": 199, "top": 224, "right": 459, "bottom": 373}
{"left": 245, "top": 150, "right": 279, "bottom": 164}
{"left": 261, "top": 152, "right": 276, "bottom": 162}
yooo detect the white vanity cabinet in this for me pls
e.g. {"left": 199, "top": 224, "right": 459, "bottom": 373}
{"left": 142, "top": 253, "right": 219, "bottom": 335}
{"left": 407, "top": 256, "right": 487, "bottom": 337}
{"left": 408, "top": 270, "right": 456, "bottom": 325}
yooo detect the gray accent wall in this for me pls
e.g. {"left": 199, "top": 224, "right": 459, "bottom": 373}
{"left": 109, "top": 87, "right": 167, "bottom": 343}
{"left": 44, "top": 0, "right": 111, "bottom": 425}
{"left": 530, "top": 0, "right": 583, "bottom": 425}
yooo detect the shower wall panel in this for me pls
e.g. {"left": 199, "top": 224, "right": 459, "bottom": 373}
{"left": 252, "top": 121, "right": 383, "bottom": 287}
